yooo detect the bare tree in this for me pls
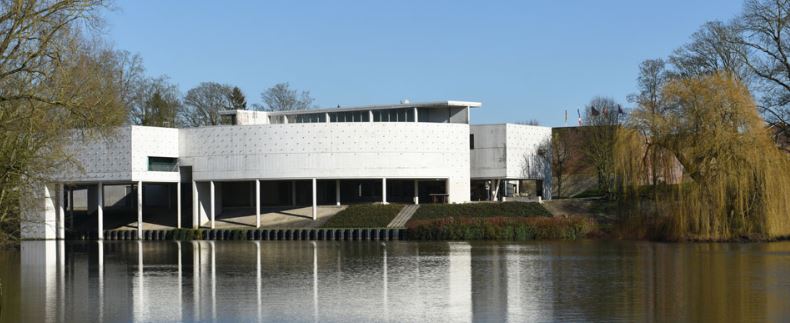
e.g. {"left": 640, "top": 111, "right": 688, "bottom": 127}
{"left": 670, "top": 21, "right": 751, "bottom": 81}
{"left": 260, "top": 82, "right": 315, "bottom": 111}
{"left": 734, "top": 0, "right": 790, "bottom": 151}
{"left": 180, "top": 82, "right": 234, "bottom": 127}
{"left": 629, "top": 59, "right": 672, "bottom": 187}
{"left": 583, "top": 97, "right": 625, "bottom": 198}
{"left": 550, "top": 132, "right": 571, "bottom": 198}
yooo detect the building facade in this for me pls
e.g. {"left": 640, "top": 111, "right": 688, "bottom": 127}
{"left": 21, "top": 101, "right": 552, "bottom": 239}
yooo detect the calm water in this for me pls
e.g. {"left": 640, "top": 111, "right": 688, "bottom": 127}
{"left": 1, "top": 240, "right": 789, "bottom": 322}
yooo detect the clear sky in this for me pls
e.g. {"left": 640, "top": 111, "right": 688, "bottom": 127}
{"left": 103, "top": 1, "right": 744, "bottom": 126}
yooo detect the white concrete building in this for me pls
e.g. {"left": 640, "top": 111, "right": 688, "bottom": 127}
{"left": 21, "top": 101, "right": 552, "bottom": 239}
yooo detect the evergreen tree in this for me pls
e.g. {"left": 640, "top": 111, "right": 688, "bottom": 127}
{"left": 229, "top": 86, "right": 247, "bottom": 110}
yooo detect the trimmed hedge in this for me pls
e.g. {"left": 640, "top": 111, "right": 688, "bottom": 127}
{"left": 409, "top": 202, "right": 551, "bottom": 224}
{"left": 406, "top": 216, "right": 596, "bottom": 241}
{"left": 321, "top": 204, "right": 403, "bottom": 228}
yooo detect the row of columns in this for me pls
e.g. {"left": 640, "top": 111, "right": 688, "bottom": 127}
{"left": 58, "top": 181, "right": 146, "bottom": 240}
{"left": 61, "top": 177, "right": 430, "bottom": 239}
{"left": 190, "top": 178, "right": 422, "bottom": 230}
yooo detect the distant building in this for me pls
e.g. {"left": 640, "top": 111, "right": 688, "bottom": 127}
{"left": 21, "top": 100, "right": 552, "bottom": 239}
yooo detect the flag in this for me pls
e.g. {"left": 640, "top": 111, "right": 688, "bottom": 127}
{"left": 577, "top": 109, "right": 582, "bottom": 126}
{"left": 591, "top": 107, "right": 600, "bottom": 116}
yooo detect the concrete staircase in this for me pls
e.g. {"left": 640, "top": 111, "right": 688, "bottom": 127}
{"left": 388, "top": 204, "right": 420, "bottom": 228}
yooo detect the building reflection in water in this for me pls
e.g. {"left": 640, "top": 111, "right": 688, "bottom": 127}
{"left": 13, "top": 240, "right": 790, "bottom": 322}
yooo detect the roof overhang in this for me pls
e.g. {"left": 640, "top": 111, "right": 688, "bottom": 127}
{"left": 221, "top": 100, "right": 482, "bottom": 116}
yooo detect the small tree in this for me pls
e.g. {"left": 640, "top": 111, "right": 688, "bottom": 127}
{"left": 260, "top": 82, "right": 315, "bottom": 111}
{"left": 583, "top": 97, "right": 625, "bottom": 199}
{"left": 550, "top": 132, "right": 571, "bottom": 198}
{"left": 144, "top": 90, "right": 180, "bottom": 127}
{"left": 229, "top": 86, "right": 247, "bottom": 110}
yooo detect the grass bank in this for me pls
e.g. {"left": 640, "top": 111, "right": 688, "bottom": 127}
{"left": 405, "top": 202, "right": 594, "bottom": 241}
{"left": 407, "top": 216, "right": 596, "bottom": 241}
{"left": 408, "top": 202, "right": 551, "bottom": 224}
{"left": 321, "top": 204, "right": 403, "bottom": 228}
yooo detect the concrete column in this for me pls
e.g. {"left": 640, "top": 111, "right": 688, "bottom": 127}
{"left": 97, "top": 182, "right": 103, "bottom": 240}
{"left": 325, "top": 112, "right": 330, "bottom": 123}
{"left": 210, "top": 181, "right": 216, "bottom": 229}
{"left": 192, "top": 181, "right": 198, "bottom": 229}
{"left": 255, "top": 180, "right": 261, "bottom": 228}
{"left": 311, "top": 178, "right": 317, "bottom": 220}
{"left": 335, "top": 180, "right": 340, "bottom": 206}
{"left": 57, "top": 183, "right": 65, "bottom": 239}
{"left": 69, "top": 188, "right": 74, "bottom": 231}
{"left": 413, "top": 180, "right": 419, "bottom": 205}
{"left": 291, "top": 181, "right": 297, "bottom": 206}
{"left": 137, "top": 181, "right": 143, "bottom": 239}
{"left": 369, "top": 110, "right": 374, "bottom": 122}
{"left": 413, "top": 107, "right": 419, "bottom": 122}
{"left": 176, "top": 182, "right": 182, "bottom": 229}
{"left": 382, "top": 178, "right": 388, "bottom": 205}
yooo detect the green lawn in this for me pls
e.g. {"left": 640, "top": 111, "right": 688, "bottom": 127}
{"left": 321, "top": 204, "right": 403, "bottom": 228}
{"left": 408, "top": 202, "right": 551, "bottom": 223}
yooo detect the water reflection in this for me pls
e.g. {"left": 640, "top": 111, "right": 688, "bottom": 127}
{"left": 5, "top": 240, "right": 790, "bottom": 322}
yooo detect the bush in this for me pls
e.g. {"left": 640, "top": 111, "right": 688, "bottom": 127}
{"left": 322, "top": 204, "right": 403, "bottom": 228}
{"left": 406, "top": 216, "right": 597, "bottom": 241}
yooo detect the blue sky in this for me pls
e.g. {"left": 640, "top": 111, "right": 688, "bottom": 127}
{"left": 104, "top": 1, "right": 744, "bottom": 126}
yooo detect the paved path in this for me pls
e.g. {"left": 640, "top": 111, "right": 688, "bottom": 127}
{"left": 115, "top": 205, "right": 348, "bottom": 230}
{"left": 388, "top": 204, "right": 420, "bottom": 228}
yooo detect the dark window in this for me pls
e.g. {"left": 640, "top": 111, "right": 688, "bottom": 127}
{"left": 470, "top": 134, "right": 475, "bottom": 149}
{"left": 148, "top": 157, "right": 178, "bottom": 172}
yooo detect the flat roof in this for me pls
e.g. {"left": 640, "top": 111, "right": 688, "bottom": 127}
{"left": 220, "top": 100, "right": 482, "bottom": 116}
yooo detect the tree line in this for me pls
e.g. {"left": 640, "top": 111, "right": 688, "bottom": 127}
{"left": 544, "top": 0, "right": 790, "bottom": 240}
{"left": 119, "top": 55, "right": 316, "bottom": 128}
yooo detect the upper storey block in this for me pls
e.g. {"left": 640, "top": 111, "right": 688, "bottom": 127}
{"left": 55, "top": 126, "right": 180, "bottom": 183}
{"left": 219, "top": 100, "right": 481, "bottom": 125}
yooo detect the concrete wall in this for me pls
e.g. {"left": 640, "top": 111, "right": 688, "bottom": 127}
{"left": 131, "top": 126, "right": 180, "bottom": 182}
{"left": 56, "top": 128, "right": 133, "bottom": 182}
{"left": 470, "top": 125, "right": 507, "bottom": 178}
{"left": 20, "top": 184, "right": 58, "bottom": 240}
{"left": 179, "top": 122, "right": 471, "bottom": 203}
{"left": 504, "top": 124, "right": 552, "bottom": 179}
{"left": 470, "top": 124, "right": 552, "bottom": 199}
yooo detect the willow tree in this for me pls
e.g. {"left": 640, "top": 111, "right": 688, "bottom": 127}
{"left": 0, "top": 0, "right": 126, "bottom": 241}
{"left": 616, "top": 72, "right": 790, "bottom": 240}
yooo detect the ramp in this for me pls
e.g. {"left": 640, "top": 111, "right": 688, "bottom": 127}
{"left": 388, "top": 204, "right": 420, "bottom": 228}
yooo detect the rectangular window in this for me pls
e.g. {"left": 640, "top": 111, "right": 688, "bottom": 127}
{"left": 470, "top": 134, "right": 475, "bottom": 149}
{"left": 148, "top": 157, "right": 178, "bottom": 172}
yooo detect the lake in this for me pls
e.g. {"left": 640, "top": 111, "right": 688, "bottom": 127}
{"left": 1, "top": 240, "right": 789, "bottom": 322}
